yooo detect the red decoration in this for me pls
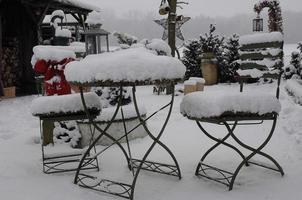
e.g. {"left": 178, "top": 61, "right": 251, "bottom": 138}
{"left": 34, "top": 58, "right": 74, "bottom": 96}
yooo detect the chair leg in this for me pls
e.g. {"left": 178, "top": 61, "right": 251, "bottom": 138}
{"left": 195, "top": 121, "right": 248, "bottom": 176}
{"left": 223, "top": 117, "right": 284, "bottom": 190}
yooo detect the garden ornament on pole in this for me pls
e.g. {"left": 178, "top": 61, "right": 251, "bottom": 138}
{"left": 156, "top": 0, "right": 189, "bottom": 58}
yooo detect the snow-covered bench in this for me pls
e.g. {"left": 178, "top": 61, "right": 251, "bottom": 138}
{"left": 180, "top": 32, "right": 284, "bottom": 190}
{"left": 31, "top": 92, "right": 101, "bottom": 174}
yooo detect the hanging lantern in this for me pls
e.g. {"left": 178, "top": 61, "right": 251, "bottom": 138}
{"left": 253, "top": 14, "right": 263, "bottom": 32}
{"left": 83, "top": 24, "right": 110, "bottom": 55}
{"left": 159, "top": 0, "right": 170, "bottom": 15}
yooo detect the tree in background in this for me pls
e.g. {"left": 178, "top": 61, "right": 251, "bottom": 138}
{"left": 284, "top": 51, "right": 301, "bottom": 79}
{"left": 219, "top": 34, "right": 240, "bottom": 83}
{"left": 182, "top": 39, "right": 202, "bottom": 80}
{"left": 199, "top": 24, "right": 224, "bottom": 54}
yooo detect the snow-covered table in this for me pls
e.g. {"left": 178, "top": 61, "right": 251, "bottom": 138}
{"left": 65, "top": 47, "right": 185, "bottom": 200}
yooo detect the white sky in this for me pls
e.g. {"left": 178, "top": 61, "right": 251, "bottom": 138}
{"left": 86, "top": 0, "right": 302, "bottom": 18}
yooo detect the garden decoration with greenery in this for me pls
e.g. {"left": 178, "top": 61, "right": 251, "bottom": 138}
{"left": 254, "top": 0, "right": 283, "bottom": 33}
{"left": 182, "top": 40, "right": 202, "bottom": 80}
{"left": 183, "top": 24, "right": 240, "bottom": 83}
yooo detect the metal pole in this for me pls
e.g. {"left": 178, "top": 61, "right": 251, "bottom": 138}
{"left": 168, "top": 0, "right": 177, "bottom": 57}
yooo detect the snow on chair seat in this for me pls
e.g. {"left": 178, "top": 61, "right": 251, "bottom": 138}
{"left": 31, "top": 92, "right": 102, "bottom": 120}
{"left": 180, "top": 91, "right": 281, "bottom": 121}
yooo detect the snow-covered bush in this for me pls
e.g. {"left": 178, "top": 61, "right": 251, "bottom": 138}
{"left": 199, "top": 24, "right": 224, "bottom": 53}
{"left": 113, "top": 31, "right": 138, "bottom": 48}
{"left": 182, "top": 39, "right": 202, "bottom": 80}
{"left": 92, "top": 87, "right": 132, "bottom": 108}
{"left": 219, "top": 34, "right": 240, "bottom": 83}
{"left": 53, "top": 121, "right": 81, "bottom": 148}
{"left": 284, "top": 51, "right": 301, "bottom": 80}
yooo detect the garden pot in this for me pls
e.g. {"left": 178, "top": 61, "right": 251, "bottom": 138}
{"left": 201, "top": 52, "right": 218, "bottom": 85}
{"left": 77, "top": 114, "right": 148, "bottom": 147}
{"left": 3, "top": 86, "right": 16, "bottom": 98}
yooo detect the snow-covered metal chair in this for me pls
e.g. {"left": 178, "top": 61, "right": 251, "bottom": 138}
{"left": 180, "top": 32, "right": 284, "bottom": 190}
{"left": 31, "top": 92, "right": 101, "bottom": 174}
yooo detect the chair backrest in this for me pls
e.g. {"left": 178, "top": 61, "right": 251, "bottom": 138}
{"left": 238, "top": 32, "right": 284, "bottom": 99}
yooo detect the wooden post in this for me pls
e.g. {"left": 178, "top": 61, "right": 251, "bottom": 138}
{"left": 168, "top": 0, "right": 177, "bottom": 57}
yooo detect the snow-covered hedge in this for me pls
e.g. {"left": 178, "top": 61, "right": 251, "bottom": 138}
{"left": 285, "top": 79, "right": 302, "bottom": 105}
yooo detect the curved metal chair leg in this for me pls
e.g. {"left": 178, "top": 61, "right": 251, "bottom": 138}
{"left": 130, "top": 83, "right": 181, "bottom": 200}
{"left": 195, "top": 121, "right": 247, "bottom": 175}
{"left": 74, "top": 87, "right": 130, "bottom": 184}
{"left": 224, "top": 117, "right": 284, "bottom": 190}
{"left": 229, "top": 117, "right": 284, "bottom": 175}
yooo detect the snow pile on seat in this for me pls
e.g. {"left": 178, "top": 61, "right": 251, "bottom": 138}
{"left": 31, "top": 92, "right": 101, "bottom": 116}
{"left": 65, "top": 47, "right": 186, "bottom": 83}
{"left": 239, "top": 32, "right": 283, "bottom": 46}
{"left": 31, "top": 45, "right": 76, "bottom": 66}
{"left": 180, "top": 91, "right": 281, "bottom": 118}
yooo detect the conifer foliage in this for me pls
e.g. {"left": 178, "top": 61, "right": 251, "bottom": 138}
{"left": 284, "top": 51, "right": 301, "bottom": 79}
{"left": 221, "top": 34, "right": 240, "bottom": 82}
{"left": 182, "top": 40, "right": 202, "bottom": 80}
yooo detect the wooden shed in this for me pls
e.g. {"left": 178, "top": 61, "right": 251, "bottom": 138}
{"left": 0, "top": 0, "right": 95, "bottom": 96}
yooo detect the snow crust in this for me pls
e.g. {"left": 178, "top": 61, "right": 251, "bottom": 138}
{"left": 189, "top": 77, "right": 206, "bottom": 84}
{"left": 31, "top": 45, "right": 76, "bottom": 66}
{"left": 239, "top": 32, "right": 283, "bottom": 46}
{"left": 180, "top": 91, "right": 281, "bottom": 118}
{"left": 54, "top": 0, "right": 100, "bottom": 11}
{"left": 86, "top": 11, "right": 103, "bottom": 25}
{"left": 65, "top": 47, "right": 186, "bottom": 84}
{"left": 184, "top": 80, "right": 196, "bottom": 86}
{"left": 31, "top": 92, "right": 101, "bottom": 116}
{"left": 237, "top": 69, "right": 280, "bottom": 78}
{"left": 55, "top": 29, "right": 72, "bottom": 38}
{"left": 145, "top": 39, "right": 172, "bottom": 56}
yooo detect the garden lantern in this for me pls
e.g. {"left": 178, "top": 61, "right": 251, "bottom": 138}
{"left": 253, "top": 14, "right": 263, "bottom": 32}
{"left": 83, "top": 24, "right": 110, "bottom": 55}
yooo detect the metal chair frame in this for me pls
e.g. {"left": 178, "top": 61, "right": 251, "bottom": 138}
{"left": 186, "top": 39, "right": 285, "bottom": 190}
{"left": 39, "top": 113, "right": 100, "bottom": 174}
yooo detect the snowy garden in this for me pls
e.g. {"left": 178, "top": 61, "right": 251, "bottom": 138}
{"left": 1, "top": 0, "right": 302, "bottom": 200}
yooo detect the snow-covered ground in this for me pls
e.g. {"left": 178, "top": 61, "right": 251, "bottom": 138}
{"left": 0, "top": 44, "right": 302, "bottom": 200}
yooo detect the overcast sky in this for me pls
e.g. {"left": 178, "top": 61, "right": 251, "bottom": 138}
{"left": 86, "top": 0, "right": 302, "bottom": 18}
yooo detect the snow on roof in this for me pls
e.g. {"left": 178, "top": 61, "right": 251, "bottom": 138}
{"left": 31, "top": 92, "right": 101, "bottom": 116}
{"left": 180, "top": 91, "right": 281, "bottom": 119}
{"left": 54, "top": 0, "right": 100, "bottom": 12}
{"left": 239, "top": 32, "right": 283, "bottom": 46}
{"left": 65, "top": 47, "right": 186, "bottom": 84}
